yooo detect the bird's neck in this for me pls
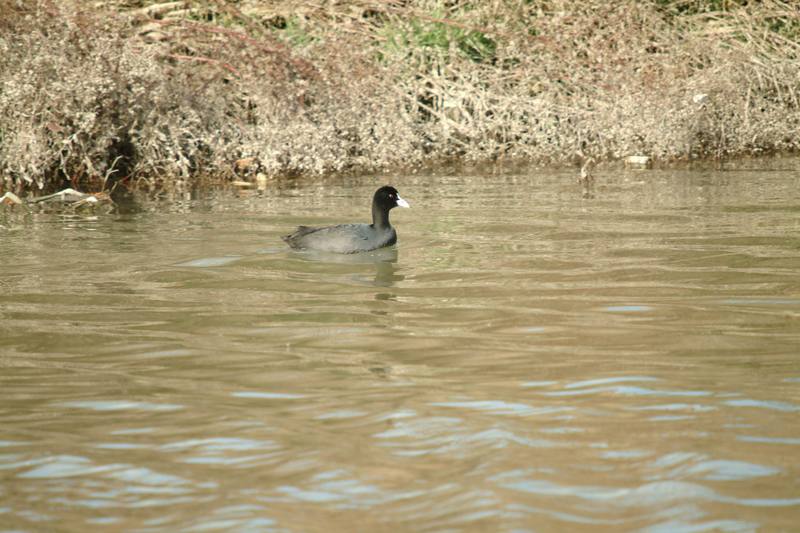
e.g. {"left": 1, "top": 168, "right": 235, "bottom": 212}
{"left": 372, "top": 205, "right": 391, "bottom": 230}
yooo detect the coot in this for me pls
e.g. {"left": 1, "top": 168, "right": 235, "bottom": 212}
{"left": 282, "top": 186, "right": 410, "bottom": 253}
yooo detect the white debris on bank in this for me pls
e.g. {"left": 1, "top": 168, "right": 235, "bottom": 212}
{"left": 624, "top": 155, "right": 652, "bottom": 169}
{"left": 1, "top": 188, "right": 113, "bottom": 209}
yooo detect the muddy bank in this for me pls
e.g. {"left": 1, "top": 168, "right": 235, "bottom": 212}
{"left": 1, "top": 0, "right": 798, "bottom": 194}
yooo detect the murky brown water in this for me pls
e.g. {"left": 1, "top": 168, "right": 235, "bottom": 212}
{"left": 2, "top": 166, "right": 800, "bottom": 532}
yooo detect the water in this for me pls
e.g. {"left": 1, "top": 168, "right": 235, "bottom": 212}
{"left": 1, "top": 166, "right": 799, "bottom": 531}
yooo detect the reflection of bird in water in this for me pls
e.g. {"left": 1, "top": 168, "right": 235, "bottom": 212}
{"left": 294, "top": 245, "right": 399, "bottom": 265}
{"left": 288, "top": 245, "right": 404, "bottom": 289}
{"left": 578, "top": 156, "right": 595, "bottom": 184}
{"left": 373, "top": 258, "right": 404, "bottom": 288}
{"left": 577, "top": 154, "right": 596, "bottom": 200}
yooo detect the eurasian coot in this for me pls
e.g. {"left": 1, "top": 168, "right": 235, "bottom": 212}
{"left": 282, "top": 186, "right": 410, "bottom": 253}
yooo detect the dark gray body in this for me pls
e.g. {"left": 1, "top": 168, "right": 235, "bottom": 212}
{"left": 282, "top": 223, "right": 397, "bottom": 254}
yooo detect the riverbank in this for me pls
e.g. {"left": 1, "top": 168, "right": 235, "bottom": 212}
{"left": 1, "top": 0, "right": 798, "bottom": 194}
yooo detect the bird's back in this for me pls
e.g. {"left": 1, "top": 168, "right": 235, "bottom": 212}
{"left": 282, "top": 223, "right": 396, "bottom": 253}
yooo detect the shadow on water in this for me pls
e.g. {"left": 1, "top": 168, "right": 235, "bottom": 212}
{"left": 289, "top": 246, "right": 404, "bottom": 288}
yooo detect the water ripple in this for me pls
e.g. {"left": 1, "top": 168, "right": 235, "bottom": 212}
{"left": 59, "top": 400, "right": 183, "bottom": 412}
{"left": 723, "top": 399, "right": 800, "bottom": 412}
{"left": 431, "top": 400, "right": 570, "bottom": 417}
{"left": 632, "top": 403, "right": 717, "bottom": 412}
{"left": 564, "top": 376, "right": 660, "bottom": 389}
{"left": 736, "top": 436, "right": 800, "bottom": 445}
{"left": 544, "top": 386, "right": 711, "bottom": 398}
{"left": 232, "top": 391, "right": 307, "bottom": 400}
{"left": 18, "top": 455, "right": 121, "bottom": 479}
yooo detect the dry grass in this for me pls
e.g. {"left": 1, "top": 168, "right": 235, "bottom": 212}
{"left": 1, "top": 0, "right": 799, "bottom": 193}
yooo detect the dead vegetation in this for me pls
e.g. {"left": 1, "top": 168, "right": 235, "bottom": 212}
{"left": 1, "top": 0, "right": 798, "bottom": 194}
